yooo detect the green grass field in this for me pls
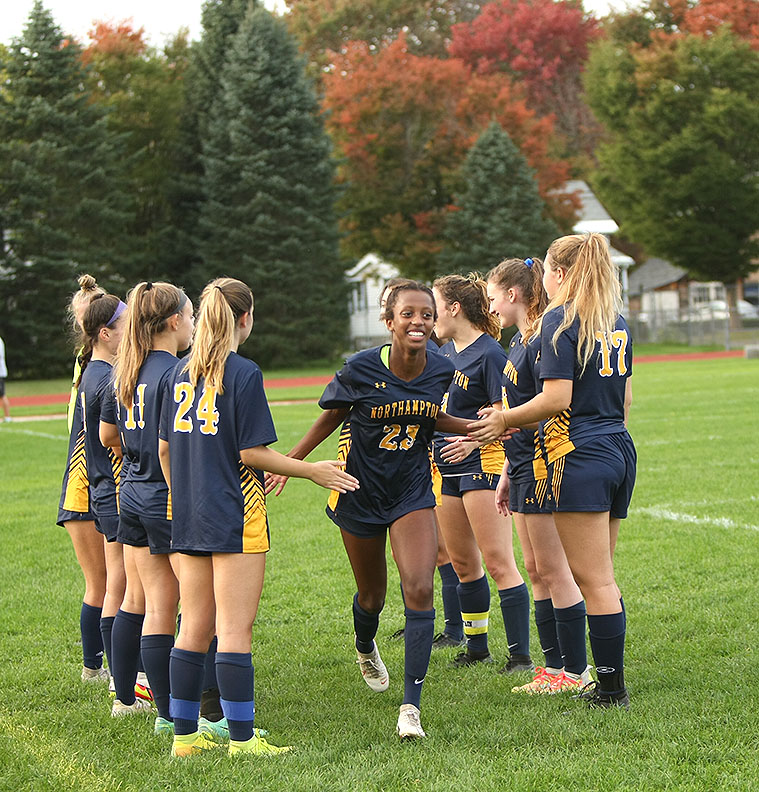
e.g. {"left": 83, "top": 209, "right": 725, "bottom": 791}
{"left": 1, "top": 356, "right": 758, "bottom": 791}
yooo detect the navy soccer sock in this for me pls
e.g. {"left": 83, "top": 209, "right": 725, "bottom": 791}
{"left": 533, "top": 598, "right": 562, "bottom": 670}
{"left": 438, "top": 563, "right": 463, "bottom": 641}
{"left": 169, "top": 648, "right": 205, "bottom": 735}
{"left": 554, "top": 600, "right": 588, "bottom": 675}
{"left": 99, "top": 616, "right": 115, "bottom": 678}
{"left": 458, "top": 575, "right": 490, "bottom": 655}
{"left": 403, "top": 607, "right": 435, "bottom": 709}
{"left": 141, "top": 633, "right": 174, "bottom": 721}
{"left": 80, "top": 602, "right": 104, "bottom": 669}
{"left": 353, "top": 593, "right": 380, "bottom": 654}
{"left": 201, "top": 636, "right": 223, "bottom": 721}
{"left": 588, "top": 611, "right": 626, "bottom": 693}
{"left": 111, "top": 609, "right": 144, "bottom": 705}
{"left": 498, "top": 582, "right": 530, "bottom": 658}
{"left": 217, "top": 652, "right": 256, "bottom": 743}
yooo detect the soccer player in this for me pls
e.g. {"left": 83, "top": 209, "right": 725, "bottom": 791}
{"left": 381, "top": 280, "right": 464, "bottom": 649}
{"left": 99, "top": 281, "right": 195, "bottom": 731}
{"left": 431, "top": 273, "right": 533, "bottom": 674}
{"left": 469, "top": 233, "right": 636, "bottom": 709}
{"left": 485, "top": 257, "right": 592, "bottom": 694}
{"left": 78, "top": 292, "right": 149, "bottom": 715}
{"left": 0, "top": 333, "right": 10, "bottom": 422}
{"left": 281, "top": 281, "right": 475, "bottom": 740}
{"left": 57, "top": 275, "right": 109, "bottom": 683}
{"left": 158, "top": 277, "right": 358, "bottom": 758}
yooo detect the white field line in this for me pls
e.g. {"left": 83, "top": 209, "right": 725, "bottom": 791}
{"left": 639, "top": 506, "right": 759, "bottom": 533}
{"left": 3, "top": 428, "right": 67, "bottom": 441}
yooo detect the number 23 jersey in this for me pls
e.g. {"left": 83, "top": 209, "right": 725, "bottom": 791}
{"left": 319, "top": 346, "right": 455, "bottom": 524}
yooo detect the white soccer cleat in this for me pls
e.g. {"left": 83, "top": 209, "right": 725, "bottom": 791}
{"left": 356, "top": 640, "right": 389, "bottom": 692}
{"left": 396, "top": 704, "right": 426, "bottom": 739}
{"left": 81, "top": 666, "right": 110, "bottom": 683}
{"left": 111, "top": 698, "right": 153, "bottom": 716}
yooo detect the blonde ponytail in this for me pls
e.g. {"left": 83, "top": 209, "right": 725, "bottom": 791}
{"left": 185, "top": 278, "right": 253, "bottom": 394}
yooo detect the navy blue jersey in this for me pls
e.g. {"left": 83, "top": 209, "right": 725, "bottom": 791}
{"left": 502, "top": 331, "right": 545, "bottom": 483}
{"left": 432, "top": 333, "right": 506, "bottom": 477}
{"left": 539, "top": 306, "right": 633, "bottom": 463}
{"left": 159, "top": 352, "right": 277, "bottom": 553}
{"left": 80, "top": 360, "right": 122, "bottom": 517}
{"left": 104, "top": 351, "right": 177, "bottom": 519}
{"left": 59, "top": 379, "right": 90, "bottom": 514}
{"left": 320, "top": 345, "right": 455, "bottom": 524}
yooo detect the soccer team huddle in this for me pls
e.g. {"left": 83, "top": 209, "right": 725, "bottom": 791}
{"left": 58, "top": 230, "right": 636, "bottom": 757}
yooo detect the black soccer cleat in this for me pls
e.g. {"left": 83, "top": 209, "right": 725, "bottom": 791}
{"left": 431, "top": 632, "right": 465, "bottom": 650}
{"left": 574, "top": 681, "right": 630, "bottom": 710}
{"left": 498, "top": 654, "right": 535, "bottom": 675}
{"left": 448, "top": 649, "right": 495, "bottom": 668}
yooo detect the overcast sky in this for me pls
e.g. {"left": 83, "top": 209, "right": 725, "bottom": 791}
{"left": 1, "top": 0, "right": 636, "bottom": 48}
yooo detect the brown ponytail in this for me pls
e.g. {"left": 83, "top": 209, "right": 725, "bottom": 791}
{"left": 433, "top": 272, "right": 502, "bottom": 340}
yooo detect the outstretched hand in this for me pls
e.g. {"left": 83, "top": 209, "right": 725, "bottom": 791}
{"left": 439, "top": 436, "right": 479, "bottom": 464}
{"left": 264, "top": 471, "right": 289, "bottom": 497}
{"left": 467, "top": 407, "right": 507, "bottom": 445}
{"left": 311, "top": 460, "right": 359, "bottom": 493}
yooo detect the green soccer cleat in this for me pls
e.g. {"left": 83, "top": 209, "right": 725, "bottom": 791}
{"left": 228, "top": 734, "right": 293, "bottom": 756}
{"left": 154, "top": 716, "right": 174, "bottom": 736}
{"left": 171, "top": 730, "right": 225, "bottom": 757}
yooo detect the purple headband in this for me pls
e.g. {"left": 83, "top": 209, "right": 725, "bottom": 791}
{"left": 107, "top": 300, "right": 127, "bottom": 327}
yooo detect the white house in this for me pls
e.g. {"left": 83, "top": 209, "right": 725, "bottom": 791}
{"left": 345, "top": 253, "right": 400, "bottom": 350}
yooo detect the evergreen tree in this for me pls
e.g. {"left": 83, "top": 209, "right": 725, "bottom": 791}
{"left": 165, "top": 0, "right": 253, "bottom": 294}
{"left": 0, "top": 2, "right": 134, "bottom": 377}
{"left": 199, "top": 5, "right": 346, "bottom": 367}
{"left": 441, "top": 123, "right": 558, "bottom": 274}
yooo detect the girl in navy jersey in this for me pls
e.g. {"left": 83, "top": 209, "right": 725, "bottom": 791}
{"left": 158, "top": 277, "right": 358, "bottom": 758}
{"left": 78, "top": 292, "right": 148, "bottom": 714}
{"left": 99, "top": 282, "right": 194, "bottom": 731}
{"left": 283, "top": 282, "right": 475, "bottom": 740}
{"left": 470, "top": 233, "right": 635, "bottom": 709}
{"left": 432, "top": 274, "right": 532, "bottom": 674}
{"left": 486, "top": 258, "right": 592, "bottom": 694}
{"left": 57, "top": 275, "right": 108, "bottom": 683}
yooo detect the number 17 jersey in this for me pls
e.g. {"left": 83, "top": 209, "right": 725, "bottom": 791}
{"left": 319, "top": 345, "right": 455, "bottom": 525}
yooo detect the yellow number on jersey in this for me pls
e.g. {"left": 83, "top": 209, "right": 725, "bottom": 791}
{"left": 399, "top": 424, "right": 419, "bottom": 450}
{"left": 596, "top": 330, "right": 629, "bottom": 377}
{"left": 173, "top": 383, "right": 194, "bottom": 433}
{"left": 196, "top": 387, "right": 219, "bottom": 436}
{"left": 379, "top": 423, "right": 420, "bottom": 451}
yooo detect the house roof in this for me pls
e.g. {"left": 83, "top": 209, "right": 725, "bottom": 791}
{"left": 345, "top": 252, "right": 399, "bottom": 282}
{"left": 566, "top": 179, "right": 619, "bottom": 236}
{"left": 628, "top": 257, "right": 687, "bottom": 295}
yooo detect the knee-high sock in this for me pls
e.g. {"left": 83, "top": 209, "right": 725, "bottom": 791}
{"left": 217, "top": 652, "right": 255, "bottom": 743}
{"left": 353, "top": 593, "right": 380, "bottom": 654}
{"left": 438, "top": 563, "right": 463, "bottom": 641}
{"left": 533, "top": 598, "right": 562, "bottom": 670}
{"left": 458, "top": 575, "right": 490, "bottom": 655}
{"left": 111, "top": 609, "right": 144, "bottom": 704}
{"left": 554, "top": 600, "right": 588, "bottom": 675}
{"left": 498, "top": 583, "right": 530, "bottom": 658}
{"left": 81, "top": 602, "right": 104, "bottom": 669}
{"left": 100, "top": 616, "right": 115, "bottom": 676}
{"left": 169, "top": 648, "right": 205, "bottom": 735}
{"left": 588, "top": 611, "right": 626, "bottom": 693}
{"left": 141, "top": 633, "right": 174, "bottom": 721}
{"left": 403, "top": 607, "right": 435, "bottom": 709}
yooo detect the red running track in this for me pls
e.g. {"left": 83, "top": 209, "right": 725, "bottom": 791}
{"left": 6, "top": 350, "right": 745, "bottom": 408}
